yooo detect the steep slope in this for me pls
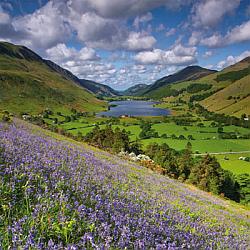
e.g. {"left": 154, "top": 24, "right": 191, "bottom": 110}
{"left": 122, "top": 84, "right": 150, "bottom": 96}
{"left": 0, "top": 42, "right": 107, "bottom": 114}
{"left": 144, "top": 66, "right": 216, "bottom": 97}
{"left": 1, "top": 120, "right": 249, "bottom": 248}
{"left": 143, "top": 57, "right": 250, "bottom": 117}
{"left": 45, "top": 60, "right": 118, "bottom": 97}
{"left": 201, "top": 57, "right": 250, "bottom": 116}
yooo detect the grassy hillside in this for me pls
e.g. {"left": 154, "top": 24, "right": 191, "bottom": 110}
{"left": 147, "top": 57, "right": 250, "bottom": 117}
{"left": 121, "top": 84, "right": 150, "bottom": 96}
{"left": 0, "top": 42, "right": 106, "bottom": 115}
{"left": 143, "top": 66, "right": 216, "bottom": 97}
{"left": 0, "top": 120, "right": 249, "bottom": 248}
{"left": 201, "top": 59, "right": 250, "bottom": 116}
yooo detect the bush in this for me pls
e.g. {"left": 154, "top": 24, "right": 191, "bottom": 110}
{"left": 186, "top": 83, "right": 212, "bottom": 94}
{"left": 2, "top": 114, "right": 10, "bottom": 122}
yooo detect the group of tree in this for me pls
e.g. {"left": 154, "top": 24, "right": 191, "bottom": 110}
{"left": 145, "top": 142, "right": 250, "bottom": 205}
{"left": 215, "top": 66, "right": 250, "bottom": 83}
{"left": 84, "top": 125, "right": 142, "bottom": 154}
{"left": 1, "top": 111, "right": 11, "bottom": 122}
{"left": 139, "top": 121, "right": 159, "bottom": 139}
{"left": 192, "top": 103, "right": 250, "bottom": 128}
{"left": 186, "top": 83, "right": 212, "bottom": 94}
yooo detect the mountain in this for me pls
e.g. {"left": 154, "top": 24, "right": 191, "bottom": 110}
{"left": 45, "top": 60, "right": 118, "bottom": 97}
{"left": 122, "top": 66, "right": 217, "bottom": 97}
{"left": 200, "top": 57, "right": 250, "bottom": 116}
{"left": 144, "top": 66, "right": 217, "bottom": 96}
{"left": 145, "top": 56, "right": 250, "bottom": 117}
{"left": 78, "top": 79, "right": 119, "bottom": 97}
{"left": 0, "top": 41, "right": 107, "bottom": 114}
{"left": 121, "top": 84, "right": 150, "bottom": 96}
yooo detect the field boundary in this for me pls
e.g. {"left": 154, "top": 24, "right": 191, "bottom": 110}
{"left": 193, "top": 151, "right": 250, "bottom": 156}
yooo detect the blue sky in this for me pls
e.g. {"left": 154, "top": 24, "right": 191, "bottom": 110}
{"left": 0, "top": 0, "right": 250, "bottom": 90}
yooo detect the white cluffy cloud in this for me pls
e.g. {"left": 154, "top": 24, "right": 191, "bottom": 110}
{"left": 201, "top": 20, "right": 250, "bottom": 48}
{"left": 68, "top": 0, "right": 190, "bottom": 19}
{"left": 192, "top": 0, "right": 240, "bottom": 28}
{"left": 45, "top": 43, "right": 119, "bottom": 84}
{"left": 203, "top": 51, "right": 213, "bottom": 58}
{"left": 0, "top": 1, "right": 159, "bottom": 52}
{"left": 216, "top": 50, "right": 250, "bottom": 69}
{"left": 165, "top": 28, "right": 176, "bottom": 37}
{"left": 133, "top": 12, "right": 153, "bottom": 29}
{"left": 135, "top": 43, "right": 197, "bottom": 66}
{"left": 12, "top": 2, "right": 71, "bottom": 49}
{"left": 46, "top": 43, "right": 100, "bottom": 62}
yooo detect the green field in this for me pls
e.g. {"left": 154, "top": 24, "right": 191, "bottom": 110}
{"left": 216, "top": 153, "right": 250, "bottom": 175}
{"left": 43, "top": 113, "right": 250, "bottom": 175}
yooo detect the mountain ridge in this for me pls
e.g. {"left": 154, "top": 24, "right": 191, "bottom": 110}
{"left": 122, "top": 65, "right": 217, "bottom": 96}
{"left": 121, "top": 83, "right": 149, "bottom": 96}
{"left": 144, "top": 65, "right": 217, "bottom": 96}
{"left": 0, "top": 41, "right": 107, "bottom": 114}
{"left": 45, "top": 59, "right": 118, "bottom": 97}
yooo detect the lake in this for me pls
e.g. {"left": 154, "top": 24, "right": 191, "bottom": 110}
{"left": 97, "top": 100, "right": 170, "bottom": 117}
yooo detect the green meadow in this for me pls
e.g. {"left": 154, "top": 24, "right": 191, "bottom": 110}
{"left": 43, "top": 113, "right": 250, "bottom": 175}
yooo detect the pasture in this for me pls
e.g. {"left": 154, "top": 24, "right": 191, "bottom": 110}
{"left": 42, "top": 112, "right": 250, "bottom": 175}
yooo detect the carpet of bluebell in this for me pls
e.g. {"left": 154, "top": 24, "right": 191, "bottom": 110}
{"left": 0, "top": 121, "right": 249, "bottom": 249}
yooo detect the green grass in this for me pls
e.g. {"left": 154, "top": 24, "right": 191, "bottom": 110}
{"left": 56, "top": 117, "right": 250, "bottom": 154}
{"left": 141, "top": 138, "right": 250, "bottom": 153}
{"left": 65, "top": 120, "right": 250, "bottom": 176}
{"left": 216, "top": 153, "right": 250, "bottom": 175}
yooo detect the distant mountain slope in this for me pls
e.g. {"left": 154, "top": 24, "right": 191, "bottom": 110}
{"left": 149, "top": 57, "right": 250, "bottom": 117}
{"left": 144, "top": 66, "right": 217, "bottom": 96}
{"left": 0, "top": 42, "right": 106, "bottom": 114}
{"left": 45, "top": 60, "right": 118, "bottom": 97}
{"left": 201, "top": 57, "right": 250, "bottom": 116}
{"left": 121, "top": 84, "right": 150, "bottom": 96}
{"left": 79, "top": 79, "right": 119, "bottom": 97}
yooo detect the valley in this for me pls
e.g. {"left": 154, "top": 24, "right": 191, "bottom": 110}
{"left": 21, "top": 103, "right": 249, "bottom": 176}
{"left": 1, "top": 40, "right": 250, "bottom": 249}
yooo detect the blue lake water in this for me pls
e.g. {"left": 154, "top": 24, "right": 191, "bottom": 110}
{"left": 97, "top": 100, "right": 170, "bottom": 117}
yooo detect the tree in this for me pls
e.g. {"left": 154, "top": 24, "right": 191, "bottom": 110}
{"left": 189, "top": 155, "right": 224, "bottom": 194}
{"left": 197, "top": 123, "right": 204, "bottom": 127}
{"left": 2, "top": 114, "right": 10, "bottom": 122}
{"left": 241, "top": 113, "right": 247, "bottom": 120}
{"left": 236, "top": 174, "right": 250, "bottom": 205}
{"left": 171, "top": 134, "right": 177, "bottom": 139}
{"left": 130, "top": 139, "right": 143, "bottom": 155}
{"left": 65, "top": 116, "right": 71, "bottom": 123}
{"left": 77, "top": 132, "right": 84, "bottom": 141}
{"left": 217, "top": 127, "right": 224, "bottom": 133}
{"left": 221, "top": 171, "right": 240, "bottom": 202}
{"left": 178, "top": 143, "right": 193, "bottom": 181}
{"left": 139, "top": 121, "right": 156, "bottom": 139}
{"left": 178, "top": 135, "right": 186, "bottom": 140}
{"left": 186, "top": 142, "right": 192, "bottom": 151}
{"left": 84, "top": 125, "right": 131, "bottom": 153}
{"left": 161, "top": 133, "right": 168, "bottom": 139}
{"left": 210, "top": 122, "right": 216, "bottom": 127}
{"left": 188, "top": 135, "right": 194, "bottom": 140}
